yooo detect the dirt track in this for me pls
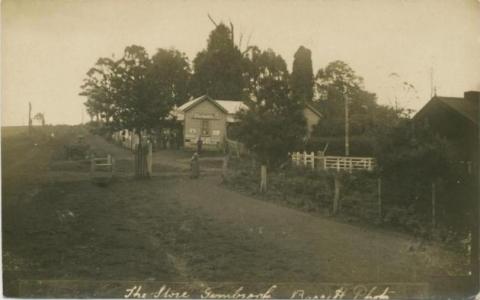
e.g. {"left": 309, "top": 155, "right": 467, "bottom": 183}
{"left": 2, "top": 127, "right": 466, "bottom": 298}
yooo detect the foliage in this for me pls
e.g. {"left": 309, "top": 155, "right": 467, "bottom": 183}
{"left": 80, "top": 57, "right": 117, "bottom": 126}
{"left": 235, "top": 49, "right": 306, "bottom": 167}
{"left": 306, "top": 135, "right": 374, "bottom": 155}
{"left": 291, "top": 46, "right": 314, "bottom": 104}
{"left": 80, "top": 45, "right": 191, "bottom": 136}
{"left": 242, "top": 47, "right": 289, "bottom": 99}
{"left": 313, "top": 61, "right": 378, "bottom": 139}
{"left": 150, "top": 48, "right": 191, "bottom": 107}
{"left": 33, "top": 113, "right": 46, "bottom": 126}
{"left": 190, "top": 23, "right": 245, "bottom": 100}
{"left": 372, "top": 118, "right": 474, "bottom": 233}
{"left": 373, "top": 118, "right": 451, "bottom": 181}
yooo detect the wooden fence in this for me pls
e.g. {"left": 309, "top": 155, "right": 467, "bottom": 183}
{"left": 90, "top": 154, "right": 115, "bottom": 182}
{"left": 225, "top": 138, "right": 249, "bottom": 158}
{"left": 291, "top": 151, "right": 375, "bottom": 172}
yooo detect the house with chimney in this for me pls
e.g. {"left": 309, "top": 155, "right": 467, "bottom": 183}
{"left": 413, "top": 91, "right": 479, "bottom": 173}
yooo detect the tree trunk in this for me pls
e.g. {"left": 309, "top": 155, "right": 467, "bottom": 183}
{"left": 146, "top": 142, "right": 152, "bottom": 177}
{"left": 135, "top": 133, "right": 149, "bottom": 178}
{"left": 431, "top": 181, "right": 436, "bottom": 228}
{"left": 377, "top": 177, "right": 382, "bottom": 223}
{"left": 260, "top": 164, "right": 267, "bottom": 193}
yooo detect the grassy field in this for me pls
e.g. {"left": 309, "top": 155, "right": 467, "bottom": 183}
{"left": 2, "top": 126, "right": 473, "bottom": 298}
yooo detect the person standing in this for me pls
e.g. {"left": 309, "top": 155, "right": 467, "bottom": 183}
{"left": 190, "top": 152, "right": 200, "bottom": 179}
{"left": 196, "top": 136, "right": 203, "bottom": 154}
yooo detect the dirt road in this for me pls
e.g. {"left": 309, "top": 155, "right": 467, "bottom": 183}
{"left": 2, "top": 127, "right": 466, "bottom": 298}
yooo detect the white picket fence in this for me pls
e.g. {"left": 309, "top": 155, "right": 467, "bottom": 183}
{"left": 291, "top": 151, "right": 375, "bottom": 172}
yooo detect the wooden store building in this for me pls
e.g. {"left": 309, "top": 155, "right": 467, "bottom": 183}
{"left": 174, "top": 95, "right": 322, "bottom": 150}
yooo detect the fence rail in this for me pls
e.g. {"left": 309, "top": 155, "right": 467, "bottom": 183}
{"left": 291, "top": 151, "right": 375, "bottom": 172}
{"left": 225, "top": 138, "right": 249, "bottom": 158}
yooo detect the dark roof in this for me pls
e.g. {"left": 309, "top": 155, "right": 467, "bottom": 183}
{"left": 437, "top": 96, "right": 478, "bottom": 124}
{"left": 415, "top": 95, "right": 478, "bottom": 125}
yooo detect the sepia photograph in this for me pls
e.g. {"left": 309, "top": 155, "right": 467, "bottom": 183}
{"left": 1, "top": 0, "right": 479, "bottom": 298}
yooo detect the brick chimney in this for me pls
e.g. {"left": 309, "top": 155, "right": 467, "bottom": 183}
{"left": 464, "top": 90, "right": 480, "bottom": 103}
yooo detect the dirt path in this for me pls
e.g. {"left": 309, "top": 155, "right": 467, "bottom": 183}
{"left": 91, "top": 136, "right": 462, "bottom": 282}
{"left": 166, "top": 176, "right": 458, "bottom": 281}
{"left": 3, "top": 130, "right": 466, "bottom": 297}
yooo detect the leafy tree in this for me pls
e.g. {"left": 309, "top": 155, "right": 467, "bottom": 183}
{"left": 110, "top": 45, "right": 154, "bottom": 134}
{"left": 236, "top": 49, "right": 306, "bottom": 191}
{"left": 291, "top": 46, "right": 314, "bottom": 104}
{"left": 80, "top": 45, "right": 189, "bottom": 177}
{"left": 80, "top": 57, "right": 117, "bottom": 126}
{"left": 315, "top": 60, "right": 376, "bottom": 118}
{"left": 190, "top": 23, "right": 245, "bottom": 100}
{"left": 33, "top": 113, "right": 45, "bottom": 126}
{"left": 242, "top": 47, "right": 289, "bottom": 98}
{"left": 150, "top": 48, "right": 191, "bottom": 106}
{"left": 310, "top": 61, "right": 379, "bottom": 154}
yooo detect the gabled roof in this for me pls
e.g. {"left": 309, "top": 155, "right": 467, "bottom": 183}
{"left": 215, "top": 100, "right": 248, "bottom": 114}
{"left": 437, "top": 96, "right": 478, "bottom": 124}
{"left": 177, "top": 95, "right": 228, "bottom": 114}
{"left": 177, "top": 95, "right": 248, "bottom": 114}
{"left": 174, "top": 95, "right": 248, "bottom": 122}
{"left": 415, "top": 95, "right": 478, "bottom": 125}
{"left": 174, "top": 95, "right": 322, "bottom": 123}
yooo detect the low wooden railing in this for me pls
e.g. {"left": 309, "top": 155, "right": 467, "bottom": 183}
{"left": 291, "top": 151, "right": 375, "bottom": 172}
{"left": 90, "top": 154, "right": 115, "bottom": 174}
{"left": 225, "top": 138, "right": 248, "bottom": 158}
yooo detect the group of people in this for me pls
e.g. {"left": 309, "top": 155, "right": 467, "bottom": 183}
{"left": 156, "top": 130, "right": 182, "bottom": 150}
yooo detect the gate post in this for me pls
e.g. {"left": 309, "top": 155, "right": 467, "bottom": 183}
{"left": 333, "top": 173, "right": 341, "bottom": 214}
{"left": 147, "top": 142, "right": 153, "bottom": 176}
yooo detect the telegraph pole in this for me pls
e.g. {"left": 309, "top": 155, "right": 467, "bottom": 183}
{"left": 28, "top": 102, "right": 32, "bottom": 135}
{"left": 344, "top": 88, "right": 350, "bottom": 157}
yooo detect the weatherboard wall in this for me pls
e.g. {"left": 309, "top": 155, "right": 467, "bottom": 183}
{"left": 183, "top": 100, "right": 228, "bottom": 149}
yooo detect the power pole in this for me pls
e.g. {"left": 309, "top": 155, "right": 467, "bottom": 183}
{"left": 344, "top": 91, "right": 350, "bottom": 156}
{"left": 430, "top": 66, "right": 437, "bottom": 98}
{"left": 28, "top": 102, "right": 32, "bottom": 135}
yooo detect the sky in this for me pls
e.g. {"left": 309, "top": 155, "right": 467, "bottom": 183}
{"left": 2, "top": 0, "right": 480, "bottom": 126}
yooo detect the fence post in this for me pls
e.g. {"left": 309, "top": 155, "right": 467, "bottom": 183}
{"left": 90, "top": 156, "right": 95, "bottom": 174}
{"left": 432, "top": 181, "right": 436, "bottom": 228}
{"left": 333, "top": 173, "right": 340, "bottom": 214}
{"left": 147, "top": 142, "right": 153, "bottom": 176}
{"left": 260, "top": 165, "right": 267, "bottom": 193}
{"left": 311, "top": 152, "right": 315, "bottom": 170}
{"left": 222, "top": 155, "right": 229, "bottom": 181}
{"left": 377, "top": 177, "right": 382, "bottom": 223}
